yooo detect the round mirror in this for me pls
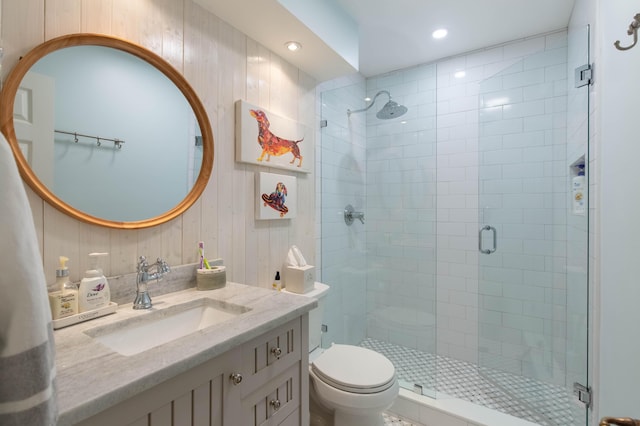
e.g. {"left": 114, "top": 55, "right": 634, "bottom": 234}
{"left": 0, "top": 33, "right": 214, "bottom": 229}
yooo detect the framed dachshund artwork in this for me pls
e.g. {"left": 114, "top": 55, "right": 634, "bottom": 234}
{"left": 256, "top": 172, "right": 297, "bottom": 220}
{"left": 235, "top": 100, "right": 311, "bottom": 174}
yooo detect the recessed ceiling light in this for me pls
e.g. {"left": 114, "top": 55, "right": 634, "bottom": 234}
{"left": 285, "top": 41, "right": 301, "bottom": 52}
{"left": 454, "top": 70, "right": 466, "bottom": 79}
{"left": 432, "top": 28, "right": 448, "bottom": 39}
{"left": 364, "top": 97, "right": 372, "bottom": 102}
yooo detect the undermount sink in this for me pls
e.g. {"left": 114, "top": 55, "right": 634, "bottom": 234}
{"left": 85, "top": 298, "right": 251, "bottom": 356}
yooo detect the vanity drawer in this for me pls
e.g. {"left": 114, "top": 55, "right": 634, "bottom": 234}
{"left": 241, "top": 317, "right": 301, "bottom": 394}
{"left": 241, "top": 363, "right": 300, "bottom": 426}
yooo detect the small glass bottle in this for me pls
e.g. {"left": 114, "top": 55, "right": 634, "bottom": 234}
{"left": 272, "top": 271, "right": 282, "bottom": 291}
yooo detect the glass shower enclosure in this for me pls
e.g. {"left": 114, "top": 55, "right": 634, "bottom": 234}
{"left": 319, "top": 26, "right": 590, "bottom": 426}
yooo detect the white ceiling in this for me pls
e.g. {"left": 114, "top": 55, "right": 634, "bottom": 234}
{"left": 195, "top": 0, "right": 577, "bottom": 80}
{"left": 337, "top": 0, "right": 577, "bottom": 77}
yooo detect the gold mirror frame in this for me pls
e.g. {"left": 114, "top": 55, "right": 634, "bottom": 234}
{"left": 0, "top": 33, "right": 214, "bottom": 229}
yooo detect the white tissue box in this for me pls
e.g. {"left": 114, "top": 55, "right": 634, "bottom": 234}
{"left": 284, "top": 265, "right": 315, "bottom": 294}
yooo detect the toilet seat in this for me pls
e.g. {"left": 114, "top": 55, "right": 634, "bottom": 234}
{"left": 311, "top": 344, "right": 396, "bottom": 394}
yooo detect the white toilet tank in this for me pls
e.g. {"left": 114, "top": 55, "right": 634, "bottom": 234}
{"left": 283, "top": 282, "right": 329, "bottom": 352}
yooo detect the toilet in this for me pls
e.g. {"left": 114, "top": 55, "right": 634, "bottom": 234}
{"left": 284, "top": 282, "right": 399, "bottom": 426}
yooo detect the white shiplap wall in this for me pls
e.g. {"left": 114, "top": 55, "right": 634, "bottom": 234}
{"left": 1, "top": 0, "right": 316, "bottom": 289}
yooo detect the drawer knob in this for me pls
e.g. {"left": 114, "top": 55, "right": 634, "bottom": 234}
{"left": 230, "top": 373, "right": 243, "bottom": 385}
{"left": 270, "top": 399, "right": 281, "bottom": 411}
{"left": 271, "top": 347, "right": 282, "bottom": 358}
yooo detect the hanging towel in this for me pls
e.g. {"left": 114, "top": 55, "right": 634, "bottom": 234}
{"left": 0, "top": 134, "right": 57, "bottom": 425}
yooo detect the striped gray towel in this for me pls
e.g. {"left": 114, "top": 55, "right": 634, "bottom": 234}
{"left": 0, "top": 134, "right": 57, "bottom": 425}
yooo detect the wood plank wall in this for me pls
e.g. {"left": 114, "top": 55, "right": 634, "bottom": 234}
{"left": 0, "top": 0, "right": 317, "bottom": 289}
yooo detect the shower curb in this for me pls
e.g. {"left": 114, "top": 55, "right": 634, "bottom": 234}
{"left": 389, "top": 389, "right": 540, "bottom": 426}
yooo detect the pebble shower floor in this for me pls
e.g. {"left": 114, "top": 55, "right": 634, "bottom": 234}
{"left": 362, "top": 338, "right": 581, "bottom": 426}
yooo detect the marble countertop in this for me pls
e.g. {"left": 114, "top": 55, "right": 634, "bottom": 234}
{"left": 54, "top": 282, "right": 316, "bottom": 425}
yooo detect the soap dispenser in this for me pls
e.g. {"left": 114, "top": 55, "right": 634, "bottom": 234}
{"left": 48, "top": 256, "right": 78, "bottom": 319}
{"left": 78, "top": 252, "right": 111, "bottom": 312}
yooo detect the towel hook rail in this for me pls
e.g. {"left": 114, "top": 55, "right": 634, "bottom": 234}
{"left": 55, "top": 129, "right": 125, "bottom": 149}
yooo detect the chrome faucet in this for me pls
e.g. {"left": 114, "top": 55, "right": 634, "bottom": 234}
{"left": 133, "top": 255, "right": 170, "bottom": 310}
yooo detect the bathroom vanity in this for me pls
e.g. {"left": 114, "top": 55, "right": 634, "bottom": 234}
{"left": 54, "top": 282, "right": 315, "bottom": 426}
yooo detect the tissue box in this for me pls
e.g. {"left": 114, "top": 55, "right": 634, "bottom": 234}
{"left": 284, "top": 265, "right": 315, "bottom": 294}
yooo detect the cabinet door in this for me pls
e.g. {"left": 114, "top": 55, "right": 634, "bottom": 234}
{"left": 279, "top": 408, "right": 301, "bottom": 426}
{"left": 240, "top": 363, "right": 301, "bottom": 426}
{"left": 241, "top": 318, "right": 301, "bottom": 395}
{"left": 77, "top": 347, "right": 242, "bottom": 426}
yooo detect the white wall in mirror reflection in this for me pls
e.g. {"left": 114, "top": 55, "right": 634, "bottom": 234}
{"left": 29, "top": 45, "right": 200, "bottom": 221}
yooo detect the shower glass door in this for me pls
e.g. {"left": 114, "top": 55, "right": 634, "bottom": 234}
{"left": 319, "top": 69, "right": 439, "bottom": 400}
{"left": 477, "top": 26, "right": 590, "bottom": 426}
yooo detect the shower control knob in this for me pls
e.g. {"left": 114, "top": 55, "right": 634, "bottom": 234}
{"left": 271, "top": 347, "right": 282, "bottom": 358}
{"left": 230, "top": 373, "right": 243, "bottom": 385}
{"left": 270, "top": 399, "right": 281, "bottom": 411}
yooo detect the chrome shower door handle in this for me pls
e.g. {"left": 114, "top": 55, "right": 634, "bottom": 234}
{"left": 478, "top": 225, "right": 497, "bottom": 254}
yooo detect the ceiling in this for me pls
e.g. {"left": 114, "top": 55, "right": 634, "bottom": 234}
{"left": 195, "top": 0, "right": 577, "bottom": 81}
{"left": 336, "top": 0, "right": 577, "bottom": 77}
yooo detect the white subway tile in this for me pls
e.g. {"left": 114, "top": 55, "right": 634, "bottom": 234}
{"left": 523, "top": 47, "right": 567, "bottom": 70}
{"left": 467, "top": 45, "right": 505, "bottom": 68}
{"left": 481, "top": 266, "right": 524, "bottom": 285}
{"left": 482, "top": 294, "right": 524, "bottom": 314}
{"left": 481, "top": 117, "right": 524, "bottom": 136}
{"left": 523, "top": 82, "right": 555, "bottom": 101}
{"left": 480, "top": 87, "right": 524, "bottom": 107}
{"left": 503, "top": 100, "right": 546, "bottom": 119}
{"left": 503, "top": 162, "right": 545, "bottom": 179}
{"left": 546, "top": 31, "right": 568, "bottom": 49}
{"left": 479, "top": 106, "right": 503, "bottom": 123}
{"left": 482, "top": 179, "right": 523, "bottom": 194}
{"left": 439, "top": 111, "right": 468, "bottom": 128}
{"left": 502, "top": 68, "right": 546, "bottom": 89}
{"left": 503, "top": 37, "right": 546, "bottom": 59}
{"left": 439, "top": 195, "right": 468, "bottom": 209}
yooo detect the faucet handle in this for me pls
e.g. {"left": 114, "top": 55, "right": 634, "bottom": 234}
{"left": 157, "top": 257, "right": 170, "bottom": 273}
{"left": 137, "top": 255, "right": 149, "bottom": 272}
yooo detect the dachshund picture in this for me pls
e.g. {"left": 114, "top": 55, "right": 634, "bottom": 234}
{"left": 236, "top": 100, "right": 309, "bottom": 173}
{"left": 249, "top": 109, "right": 304, "bottom": 168}
{"left": 256, "top": 172, "right": 297, "bottom": 220}
{"left": 262, "top": 181, "right": 288, "bottom": 217}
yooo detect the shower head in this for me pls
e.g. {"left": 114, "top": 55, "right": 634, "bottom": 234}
{"left": 347, "top": 90, "right": 408, "bottom": 120}
{"left": 376, "top": 100, "right": 408, "bottom": 119}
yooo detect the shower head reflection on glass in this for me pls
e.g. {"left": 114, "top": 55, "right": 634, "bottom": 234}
{"left": 347, "top": 90, "right": 408, "bottom": 120}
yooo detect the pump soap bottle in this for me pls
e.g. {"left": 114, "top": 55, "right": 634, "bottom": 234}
{"left": 78, "top": 252, "right": 111, "bottom": 312}
{"left": 48, "top": 256, "right": 78, "bottom": 319}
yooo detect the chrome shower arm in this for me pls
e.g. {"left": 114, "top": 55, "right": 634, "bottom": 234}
{"left": 347, "top": 90, "right": 391, "bottom": 116}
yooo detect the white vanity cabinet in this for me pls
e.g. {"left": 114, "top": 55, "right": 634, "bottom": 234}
{"left": 76, "top": 316, "right": 309, "bottom": 426}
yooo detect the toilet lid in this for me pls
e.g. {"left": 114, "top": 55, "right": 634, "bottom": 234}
{"left": 311, "top": 344, "right": 396, "bottom": 394}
